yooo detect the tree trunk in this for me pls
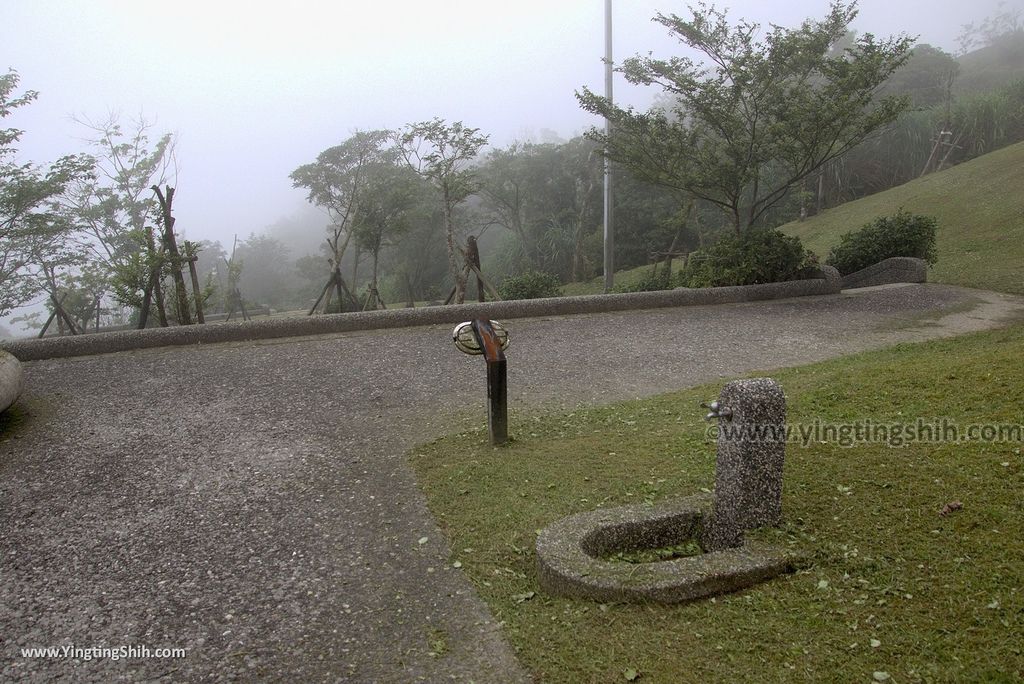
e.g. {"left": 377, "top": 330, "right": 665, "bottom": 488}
{"left": 138, "top": 275, "right": 153, "bottom": 329}
{"left": 333, "top": 267, "right": 345, "bottom": 313}
{"left": 443, "top": 189, "right": 466, "bottom": 304}
{"left": 404, "top": 272, "right": 415, "bottom": 308}
{"left": 816, "top": 170, "right": 825, "bottom": 214}
{"left": 466, "top": 236, "right": 485, "bottom": 302}
{"left": 370, "top": 248, "right": 385, "bottom": 310}
{"left": 186, "top": 253, "right": 205, "bottom": 324}
{"left": 153, "top": 272, "right": 169, "bottom": 327}
{"left": 152, "top": 185, "right": 192, "bottom": 325}
{"left": 351, "top": 244, "right": 361, "bottom": 294}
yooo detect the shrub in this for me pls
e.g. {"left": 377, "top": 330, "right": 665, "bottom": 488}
{"left": 826, "top": 209, "right": 938, "bottom": 275}
{"left": 613, "top": 267, "right": 674, "bottom": 293}
{"left": 498, "top": 271, "right": 562, "bottom": 300}
{"left": 679, "top": 229, "right": 819, "bottom": 288}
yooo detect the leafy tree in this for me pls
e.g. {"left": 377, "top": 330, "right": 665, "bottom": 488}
{"left": 400, "top": 119, "right": 489, "bottom": 304}
{"left": 577, "top": 1, "right": 914, "bottom": 234}
{"left": 957, "top": 4, "right": 1023, "bottom": 55}
{"left": 477, "top": 142, "right": 541, "bottom": 267}
{"left": 477, "top": 138, "right": 603, "bottom": 283}
{"left": 0, "top": 70, "right": 92, "bottom": 317}
{"left": 291, "top": 129, "right": 391, "bottom": 309}
{"left": 880, "top": 44, "right": 959, "bottom": 108}
{"left": 351, "top": 149, "right": 423, "bottom": 309}
{"left": 64, "top": 115, "right": 175, "bottom": 326}
{"left": 234, "top": 233, "right": 299, "bottom": 311}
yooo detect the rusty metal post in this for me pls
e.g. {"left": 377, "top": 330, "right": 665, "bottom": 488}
{"left": 454, "top": 319, "right": 510, "bottom": 445}
{"left": 471, "top": 319, "right": 507, "bottom": 445}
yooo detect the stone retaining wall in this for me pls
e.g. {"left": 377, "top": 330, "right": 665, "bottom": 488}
{"left": 2, "top": 271, "right": 843, "bottom": 362}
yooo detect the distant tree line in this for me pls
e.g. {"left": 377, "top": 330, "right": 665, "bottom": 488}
{"left": 3, "top": 2, "right": 1022, "bottom": 331}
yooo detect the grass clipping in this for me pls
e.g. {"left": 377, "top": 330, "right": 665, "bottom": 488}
{"left": 410, "top": 325, "right": 1024, "bottom": 683}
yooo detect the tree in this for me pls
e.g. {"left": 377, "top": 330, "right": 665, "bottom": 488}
{"left": 64, "top": 115, "right": 175, "bottom": 327}
{"left": 351, "top": 149, "right": 423, "bottom": 309}
{"left": 291, "top": 130, "right": 391, "bottom": 312}
{"left": 577, "top": 1, "right": 914, "bottom": 233}
{"left": 880, "top": 44, "right": 959, "bottom": 108}
{"left": 478, "top": 142, "right": 539, "bottom": 267}
{"left": 234, "top": 233, "right": 299, "bottom": 310}
{"left": 0, "top": 70, "right": 92, "bottom": 318}
{"left": 400, "top": 119, "right": 489, "bottom": 304}
{"left": 957, "top": 3, "right": 1023, "bottom": 55}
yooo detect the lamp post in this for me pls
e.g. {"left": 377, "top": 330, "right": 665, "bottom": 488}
{"left": 602, "top": 0, "right": 614, "bottom": 293}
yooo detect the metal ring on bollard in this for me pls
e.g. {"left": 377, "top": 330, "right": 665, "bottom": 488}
{"left": 452, "top": 320, "right": 509, "bottom": 357}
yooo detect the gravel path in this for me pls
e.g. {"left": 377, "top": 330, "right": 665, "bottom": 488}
{"left": 2, "top": 283, "right": 1023, "bottom": 682}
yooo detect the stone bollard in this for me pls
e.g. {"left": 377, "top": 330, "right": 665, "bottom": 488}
{"left": 701, "top": 378, "right": 786, "bottom": 552}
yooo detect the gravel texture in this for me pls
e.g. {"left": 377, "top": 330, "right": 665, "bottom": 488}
{"left": 2, "top": 283, "right": 1023, "bottom": 682}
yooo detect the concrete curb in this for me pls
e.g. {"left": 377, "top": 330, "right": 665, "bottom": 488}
{"left": 1, "top": 274, "right": 842, "bottom": 362}
{"left": 0, "top": 349, "right": 23, "bottom": 413}
{"left": 841, "top": 257, "right": 927, "bottom": 289}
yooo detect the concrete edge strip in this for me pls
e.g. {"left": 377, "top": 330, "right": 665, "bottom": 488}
{"left": 1, "top": 276, "right": 841, "bottom": 362}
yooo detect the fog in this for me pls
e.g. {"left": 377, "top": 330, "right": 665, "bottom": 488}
{"left": 3, "top": 0, "right": 1000, "bottom": 255}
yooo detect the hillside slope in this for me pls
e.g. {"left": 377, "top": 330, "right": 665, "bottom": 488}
{"left": 782, "top": 140, "right": 1024, "bottom": 294}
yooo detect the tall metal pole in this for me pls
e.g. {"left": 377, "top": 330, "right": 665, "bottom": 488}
{"left": 602, "top": 0, "right": 614, "bottom": 293}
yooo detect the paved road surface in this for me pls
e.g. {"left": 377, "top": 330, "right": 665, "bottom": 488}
{"left": 2, "top": 284, "right": 1023, "bottom": 682}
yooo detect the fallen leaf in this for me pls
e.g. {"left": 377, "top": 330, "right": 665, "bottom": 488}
{"left": 623, "top": 667, "right": 640, "bottom": 681}
{"left": 418, "top": 537, "right": 429, "bottom": 545}
{"left": 939, "top": 501, "right": 963, "bottom": 516}
{"left": 873, "top": 672, "right": 891, "bottom": 682}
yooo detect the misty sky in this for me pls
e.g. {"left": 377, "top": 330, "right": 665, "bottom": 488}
{"left": 2, "top": 0, "right": 1011, "bottom": 252}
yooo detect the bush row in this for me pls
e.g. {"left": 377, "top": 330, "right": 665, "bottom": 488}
{"left": 496, "top": 210, "right": 938, "bottom": 298}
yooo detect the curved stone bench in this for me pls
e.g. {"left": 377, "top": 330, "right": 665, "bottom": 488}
{"left": 536, "top": 494, "right": 795, "bottom": 604}
{"left": 0, "top": 349, "right": 23, "bottom": 414}
{"left": 841, "top": 257, "right": 927, "bottom": 289}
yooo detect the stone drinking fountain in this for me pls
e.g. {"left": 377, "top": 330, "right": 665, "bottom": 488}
{"left": 535, "top": 378, "right": 796, "bottom": 603}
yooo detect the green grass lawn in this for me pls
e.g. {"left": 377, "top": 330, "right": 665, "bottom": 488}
{"left": 782, "top": 141, "right": 1024, "bottom": 295}
{"left": 560, "top": 261, "right": 688, "bottom": 298}
{"left": 410, "top": 325, "right": 1024, "bottom": 683}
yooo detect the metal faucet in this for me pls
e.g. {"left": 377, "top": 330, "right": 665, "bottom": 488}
{"left": 701, "top": 400, "right": 733, "bottom": 421}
